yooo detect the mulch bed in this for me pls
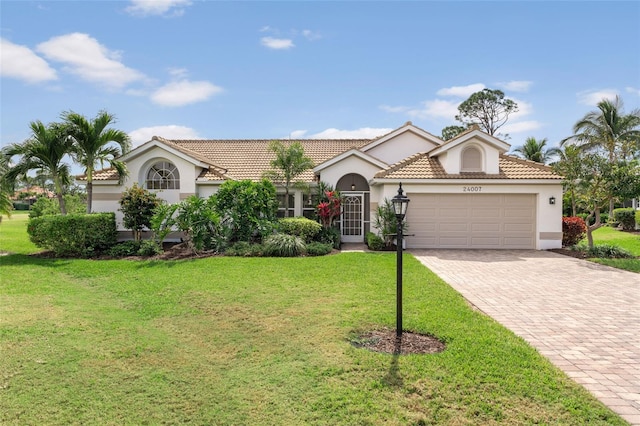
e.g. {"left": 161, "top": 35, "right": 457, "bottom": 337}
{"left": 351, "top": 328, "right": 446, "bottom": 355}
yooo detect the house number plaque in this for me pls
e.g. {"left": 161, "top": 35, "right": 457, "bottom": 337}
{"left": 463, "top": 186, "right": 482, "bottom": 192}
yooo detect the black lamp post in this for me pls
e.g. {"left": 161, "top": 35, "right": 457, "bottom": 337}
{"left": 391, "top": 183, "right": 410, "bottom": 338}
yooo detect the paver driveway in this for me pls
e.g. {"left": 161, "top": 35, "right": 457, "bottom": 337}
{"left": 411, "top": 249, "right": 640, "bottom": 425}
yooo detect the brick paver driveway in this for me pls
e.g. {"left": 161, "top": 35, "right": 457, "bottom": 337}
{"left": 411, "top": 249, "right": 640, "bottom": 425}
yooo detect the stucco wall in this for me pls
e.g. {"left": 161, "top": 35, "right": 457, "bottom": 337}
{"left": 365, "top": 131, "right": 439, "bottom": 165}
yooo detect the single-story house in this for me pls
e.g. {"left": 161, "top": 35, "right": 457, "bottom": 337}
{"left": 87, "top": 122, "right": 563, "bottom": 249}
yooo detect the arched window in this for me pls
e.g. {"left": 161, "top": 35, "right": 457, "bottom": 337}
{"left": 146, "top": 161, "right": 180, "bottom": 190}
{"left": 461, "top": 147, "right": 482, "bottom": 172}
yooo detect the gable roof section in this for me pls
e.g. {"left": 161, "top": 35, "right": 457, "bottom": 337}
{"left": 428, "top": 126, "right": 510, "bottom": 157}
{"left": 313, "top": 148, "right": 388, "bottom": 173}
{"left": 359, "top": 121, "right": 443, "bottom": 153}
{"left": 374, "top": 153, "right": 562, "bottom": 180}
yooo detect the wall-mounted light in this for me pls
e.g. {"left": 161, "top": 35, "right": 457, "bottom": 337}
{"left": 549, "top": 196, "right": 556, "bottom": 205}
{"left": 351, "top": 183, "right": 356, "bottom": 190}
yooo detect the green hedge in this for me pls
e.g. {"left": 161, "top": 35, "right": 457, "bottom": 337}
{"left": 28, "top": 213, "right": 117, "bottom": 257}
{"left": 612, "top": 208, "right": 636, "bottom": 231}
{"left": 278, "top": 217, "right": 322, "bottom": 242}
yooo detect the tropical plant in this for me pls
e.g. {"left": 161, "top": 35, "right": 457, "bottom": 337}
{"left": 0, "top": 155, "right": 13, "bottom": 221}
{"left": 174, "top": 195, "right": 224, "bottom": 253}
{"left": 63, "top": 110, "right": 131, "bottom": 213}
{"left": 150, "top": 202, "right": 179, "bottom": 249}
{"left": 455, "top": 88, "right": 518, "bottom": 137}
{"left": 317, "top": 190, "right": 341, "bottom": 228}
{"left": 373, "top": 198, "right": 408, "bottom": 248}
{"left": 561, "top": 96, "right": 640, "bottom": 215}
{"left": 262, "top": 140, "right": 314, "bottom": 217}
{"left": 263, "top": 233, "right": 306, "bottom": 257}
{"left": 512, "top": 137, "right": 559, "bottom": 164}
{"left": 2, "top": 121, "right": 73, "bottom": 214}
{"left": 212, "top": 179, "right": 279, "bottom": 242}
{"left": 278, "top": 217, "right": 322, "bottom": 242}
{"left": 119, "top": 183, "right": 160, "bottom": 241}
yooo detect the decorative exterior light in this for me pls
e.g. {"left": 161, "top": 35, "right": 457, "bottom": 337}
{"left": 391, "top": 183, "right": 410, "bottom": 338}
{"left": 549, "top": 196, "right": 556, "bottom": 205}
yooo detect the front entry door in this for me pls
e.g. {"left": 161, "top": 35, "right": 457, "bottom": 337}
{"left": 341, "top": 194, "right": 363, "bottom": 243}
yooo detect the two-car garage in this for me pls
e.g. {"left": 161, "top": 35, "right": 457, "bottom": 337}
{"left": 406, "top": 193, "right": 537, "bottom": 249}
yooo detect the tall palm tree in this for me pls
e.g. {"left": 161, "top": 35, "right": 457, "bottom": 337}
{"left": 2, "top": 121, "right": 73, "bottom": 214}
{"left": 512, "top": 137, "right": 559, "bottom": 164}
{"left": 262, "top": 140, "right": 314, "bottom": 217}
{"left": 562, "top": 96, "right": 640, "bottom": 162}
{"left": 562, "top": 96, "right": 640, "bottom": 214}
{"left": 63, "top": 110, "right": 131, "bottom": 213}
{"left": 0, "top": 154, "right": 14, "bottom": 221}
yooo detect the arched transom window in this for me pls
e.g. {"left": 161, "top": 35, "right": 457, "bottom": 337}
{"left": 146, "top": 161, "right": 180, "bottom": 190}
{"left": 461, "top": 146, "right": 482, "bottom": 172}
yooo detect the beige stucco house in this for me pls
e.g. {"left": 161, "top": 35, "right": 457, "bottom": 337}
{"left": 88, "top": 122, "right": 564, "bottom": 249}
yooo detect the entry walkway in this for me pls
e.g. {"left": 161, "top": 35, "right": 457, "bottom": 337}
{"left": 411, "top": 249, "right": 640, "bottom": 425}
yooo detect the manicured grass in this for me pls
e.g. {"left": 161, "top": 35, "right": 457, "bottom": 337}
{"left": 0, "top": 212, "right": 38, "bottom": 255}
{"left": 590, "top": 226, "right": 640, "bottom": 272}
{"left": 0, "top": 220, "right": 624, "bottom": 424}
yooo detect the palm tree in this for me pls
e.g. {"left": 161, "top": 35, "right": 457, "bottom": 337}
{"left": 2, "top": 121, "right": 73, "bottom": 214}
{"left": 0, "top": 155, "right": 14, "bottom": 221}
{"left": 562, "top": 96, "right": 640, "bottom": 214}
{"left": 262, "top": 141, "right": 314, "bottom": 217}
{"left": 512, "top": 137, "right": 559, "bottom": 164}
{"left": 63, "top": 110, "right": 131, "bottom": 213}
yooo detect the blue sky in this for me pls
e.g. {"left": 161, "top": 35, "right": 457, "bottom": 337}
{"left": 2, "top": 1, "right": 639, "bottom": 157}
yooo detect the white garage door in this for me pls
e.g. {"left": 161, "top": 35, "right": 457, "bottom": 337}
{"left": 406, "top": 193, "right": 536, "bottom": 249}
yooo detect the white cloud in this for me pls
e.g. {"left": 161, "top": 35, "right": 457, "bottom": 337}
{"left": 436, "top": 83, "right": 485, "bottom": 98}
{"left": 261, "top": 37, "right": 294, "bottom": 50}
{"left": 408, "top": 99, "right": 460, "bottom": 120}
{"left": 496, "top": 80, "right": 533, "bottom": 92}
{"left": 289, "top": 130, "right": 308, "bottom": 139}
{"left": 508, "top": 98, "right": 533, "bottom": 118}
{"left": 309, "top": 127, "right": 392, "bottom": 139}
{"left": 302, "top": 30, "right": 322, "bottom": 41}
{"left": 36, "top": 33, "right": 146, "bottom": 89}
{"left": 625, "top": 86, "right": 640, "bottom": 97}
{"left": 125, "top": 0, "right": 192, "bottom": 17}
{"left": 168, "top": 67, "right": 188, "bottom": 78}
{"left": 578, "top": 89, "right": 619, "bottom": 106}
{"left": 0, "top": 38, "right": 57, "bottom": 83}
{"left": 129, "top": 125, "right": 200, "bottom": 146}
{"left": 151, "top": 80, "right": 223, "bottom": 106}
{"left": 501, "top": 120, "right": 542, "bottom": 135}
{"left": 379, "top": 104, "right": 410, "bottom": 113}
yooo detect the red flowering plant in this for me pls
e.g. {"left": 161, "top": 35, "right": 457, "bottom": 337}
{"left": 317, "top": 190, "right": 341, "bottom": 228}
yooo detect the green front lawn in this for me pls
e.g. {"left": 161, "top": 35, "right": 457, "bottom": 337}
{"left": 590, "top": 226, "right": 640, "bottom": 272}
{"left": 0, "top": 218, "right": 624, "bottom": 424}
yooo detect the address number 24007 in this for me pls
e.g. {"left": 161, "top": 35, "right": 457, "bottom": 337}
{"left": 463, "top": 186, "right": 482, "bottom": 192}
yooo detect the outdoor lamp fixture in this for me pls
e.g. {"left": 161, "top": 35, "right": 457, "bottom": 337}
{"left": 351, "top": 183, "right": 356, "bottom": 190}
{"left": 549, "top": 196, "right": 556, "bottom": 205}
{"left": 391, "top": 183, "right": 410, "bottom": 338}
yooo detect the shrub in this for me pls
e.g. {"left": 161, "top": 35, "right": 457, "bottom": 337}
{"left": 586, "top": 244, "right": 634, "bottom": 259}
{"left": 28, "top": 213, "right": 117, "bottom": 257}
{"left": 119, "top": 184, "right": 160, "bottom": 241}
{"left": 108, "top": 240, "right": 141, "bottom": 257}
{"left": 305, "top": 242, "right": 333, "bottom": 256}
{"left": 263, "top": 233, "right": 306, "bottom": 257}
{"left": 612, "top": 208, "right": 636, "bottom": 231}
{"left": 13, "top": 202, "right": 30, "bottom": 211}
{"left": 562, "top": 216, "right": 586, "bottom": 247}
{"left": 212, "top": 179, "right": 279, "bottom": 243}
{"left": 175, "top": 195, "right": 226, "bottom": 253}
{"left": 224, "top": 241, "right": 264, "bottom": 257}
{"left": 316, "top": 226, "right": 340, "bottom": 249}
{"left": 138, "top": 240, "right": 162, "bottom": 256}
{"left": 373, "top": 199, "right": 408, "bottom": 248}
{"left": 278, "top": 217, "right": 322, "bottom": 242}
{"left": 29, "top": 195, "right": 86, "bottom": 218}
{"left": 366, "top": 231, "right": 385, "bottom": 251}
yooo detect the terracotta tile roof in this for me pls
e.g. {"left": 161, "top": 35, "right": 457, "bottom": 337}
{"left": 82, "top": 168, "right": 120, "bottom": 181}
{"left": 167, "top": 139, "right": 371, "bottom": 181}
{"left": 374, "top": 153, "right": 562, "bottom": 180}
